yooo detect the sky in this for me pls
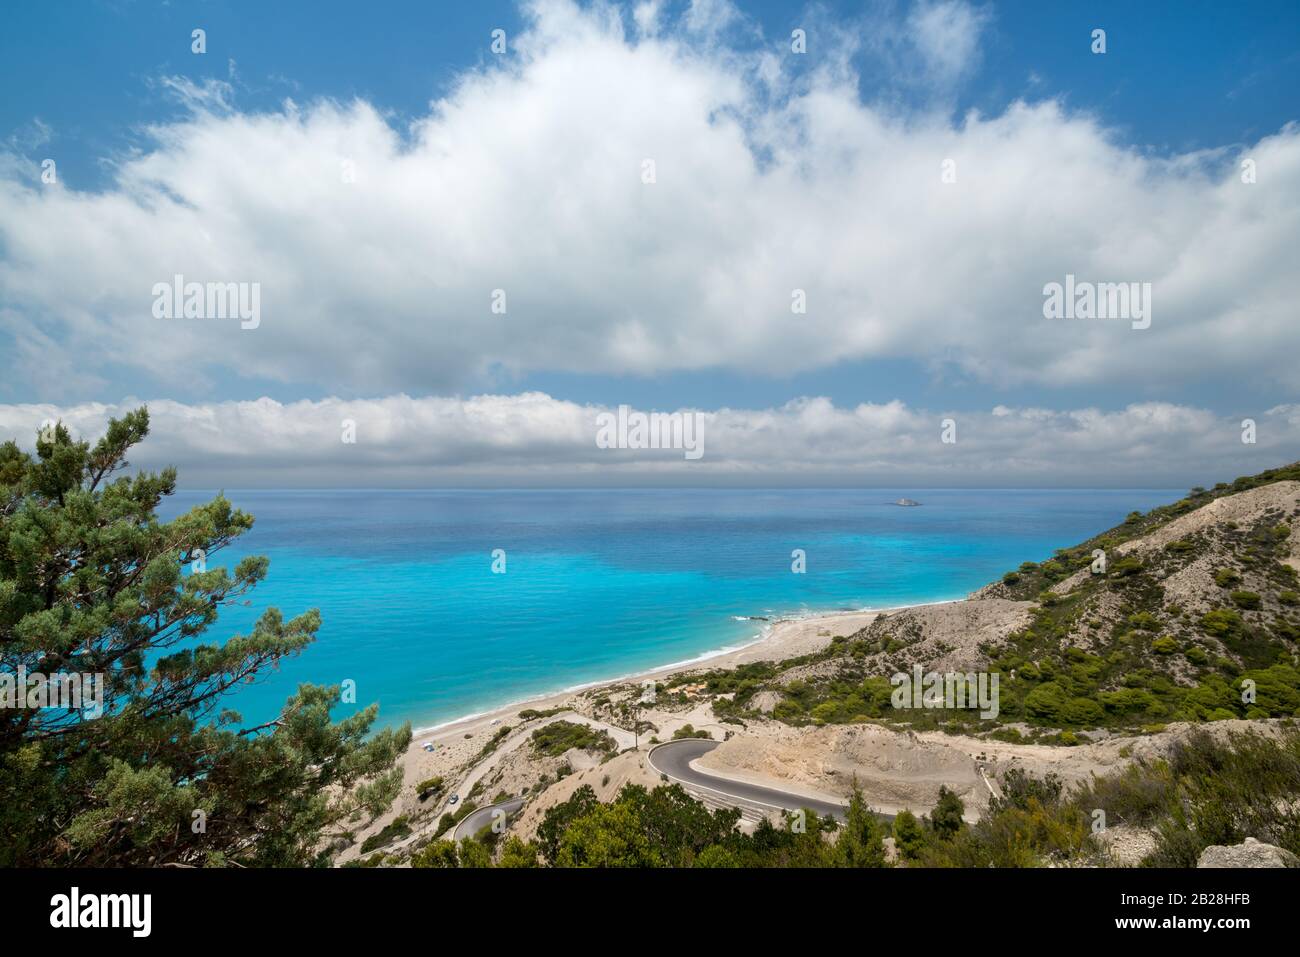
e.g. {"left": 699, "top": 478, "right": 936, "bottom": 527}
{"left": 0, "top": 0, "right": 1298, "bottom": 487}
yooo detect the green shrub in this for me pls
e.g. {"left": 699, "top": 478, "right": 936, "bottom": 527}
{"left": 518, "top": 707, "right": 566, "bottom": 721}
{"left": 1230, "top": 591, "right": 1262, "bottom": 610}
{"left": 415, "top": 775, "right": 444, "bottom": 796}
{"left": 1063, "top": 697, "right": 1104, "bottom": 725}
{"left": 530, "top": 721, "right": 616, "bottom": 756}
{"left": 1128, "top": 611, "right": 1160, "bottom": 631}
{"left": 1025, "top": 683, "right": 1069, "bottom": 722}
{"left": 1201, "top": 609, "right": 1243, "bottom": 637}
{"left": 1110, "top": 558, "right": 1143, "bottom": 578}
{"left": 1214, "top": 568, "right": 1242, "bottom": 587}
{"left": 360, "top": 815, "right": 411, "bottom": 854}
{"left": 672, "top": 724, "right": 712, "bottom": 740}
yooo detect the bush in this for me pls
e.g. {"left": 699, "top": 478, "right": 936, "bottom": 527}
{"left": 517, "top": 707, "right": 566, "bottom": 721}
{"left": 530, "top": 721, "right": 616, "bottom": 757}
{"left": 1230, "top": 591, "right": 1262, "bottom": 610}
{"left": 1201, "top": 609, "right": 1243, "bottom": 637}
{"left": 1063, "top": 697, "right": 1104, "bottom": 725}
{"left": 360, "top": 815, "right": 411, "bottom": 854}
{"left": 1109, "top": 558, "right": 1143, "bottom": 578}
{"left": 672, "top": 724, "right": 712, "bottom": 740}
{"left": 415, "top": 776, "right": 445, "bottom": 798}
{"left": 410, "top": 840, "right": 459, "bottom": 868}
{"left": 1097, "top": 688, "right": 1159, "bottom": 714}
{"left": 694, "top": 844, "right": 742, "bottom": 868}
{"left": 1025, "top": 683, "right": 1069, "bottom": 722}
{"left": 1151, "top": 635, "right": 1179, "bottom": 655}
{"left": 1215, "top": 568, "right": 1242, "bottom": 587}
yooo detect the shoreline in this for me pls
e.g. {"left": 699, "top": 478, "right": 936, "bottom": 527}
{"left": 409, "top": 598, "right": 961, "bottom": 747}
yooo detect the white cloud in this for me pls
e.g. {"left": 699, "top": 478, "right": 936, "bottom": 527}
{"left": 0, "top": 0, "right": 1297, "bottom": 401}
{"left": 632, "top": 0, "right": 663, "bottom": 37}
{"left": 907, "top": 0, "right": 990, "bottom": 86}
{"left": 1, "top": 394, "right": 1293, "bottom": 488}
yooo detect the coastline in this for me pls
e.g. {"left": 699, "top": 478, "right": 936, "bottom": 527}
{"left": 408, "top": 599, "right": 959, "bottom": 749}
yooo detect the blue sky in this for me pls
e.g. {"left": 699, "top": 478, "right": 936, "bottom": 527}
{"left": 7, "top": 0, "right": 1298, "bottom": 182}
{"left": 1, "top": 0, "right": 1298, "bottom": 485}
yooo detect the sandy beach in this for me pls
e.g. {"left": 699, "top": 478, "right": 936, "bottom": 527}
{"left": 341, "top": 607, "right": 892, "bottom": 860}
{"left": 343, "top": 599, "right": 1069, "bottom": 863}
{"left": 407, "top": 608, "right": 885, "bottom": 752}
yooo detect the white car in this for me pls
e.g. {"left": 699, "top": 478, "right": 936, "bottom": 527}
{"left": 448, "top": 794, "right": 459, "bottom": 805}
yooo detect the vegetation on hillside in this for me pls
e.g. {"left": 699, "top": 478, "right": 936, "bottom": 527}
{"left": 414, "top": 780, "right": 894, "bottom": 869}
{"left": 692, "top": 464, "right": 1300, "bottom": 738}
{"left": 406, "top": 726, "right": 1300, "bottom": 868}
{"left": 529, "top": 720, "right": 616, "bottom": 756}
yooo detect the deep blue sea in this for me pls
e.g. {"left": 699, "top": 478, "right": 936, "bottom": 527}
{"left": 159, "top": 488, "right": 1181, "bottom": 731}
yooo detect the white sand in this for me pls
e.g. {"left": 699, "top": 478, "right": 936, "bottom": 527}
{"left": 339, "top": 607, "right": 883, "bottom": 861}
{"left": 407, "top": 608, "right": 883, "bottom": 751}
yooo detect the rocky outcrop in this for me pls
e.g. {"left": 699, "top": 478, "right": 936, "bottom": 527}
{"left": 849, "top": 598, "right": 1036, "bottom": 673}
{"left": 1196, "top": 837, "right": 1300, "bottom": 868}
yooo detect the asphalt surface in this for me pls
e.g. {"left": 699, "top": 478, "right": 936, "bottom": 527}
{"left": 648, "top": 738, "right": 861, "bottom": 822}
{"left": 452, "top": 797, "right": 526, "bottom": 843}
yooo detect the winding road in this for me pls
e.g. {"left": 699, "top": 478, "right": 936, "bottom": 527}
{"left": 649, "top": 738, "right": 868, "bottom": 822}
{"left": 382, "top": 711, "right": 634, "bottom": 857}
{"left": 447, "top": 713, "right": 634, "bottom": 809}
{"left": 453, "top": 797, "right": 526, "bottom": 842}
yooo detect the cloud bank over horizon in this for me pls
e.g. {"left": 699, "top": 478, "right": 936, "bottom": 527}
{"left": 2, "top": 394, "right": 1295, "bottom": 489}
{"left": 1, "top": 0, "right": 1298, "bottom": 406}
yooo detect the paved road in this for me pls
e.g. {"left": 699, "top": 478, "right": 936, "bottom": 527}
{"left": 446, "top": 713, "right": 635, "bottom": 810}
{"left": 387, "top": 712, "right": 634, "bottom": 857}
{"left": 453, "top": 797, "right": 526, "bottom": 843}
{"left": 648, "top": 738, "right": 859, "bottom": 822}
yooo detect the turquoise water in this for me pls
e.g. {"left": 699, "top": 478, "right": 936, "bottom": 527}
{"left": 160, "top": 488, "right": 1180, "bottom": 730}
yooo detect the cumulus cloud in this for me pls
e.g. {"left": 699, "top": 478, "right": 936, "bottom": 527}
{"left": 906, "top": 0, "right": 991, "bottom": 86}
{"left": 0, "top": 394, "right": 1292, "bottom": 488}
{"left": 0, "top": 0, "right": 1297, "bottom": 403}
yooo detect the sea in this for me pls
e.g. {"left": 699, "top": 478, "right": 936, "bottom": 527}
{"left": 158, "top": 488, "right": 1181, "bottom": 732}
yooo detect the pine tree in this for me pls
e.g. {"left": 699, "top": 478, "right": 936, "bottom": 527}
{"left": 927, "top": 785, "right": 966, "bottom": 841}
{"left": 0, "top": 410, "right": 410, "bottom": 866}
{"left": 833, "top": 783, "right": 889, "bottom": 867}
{"left": 891, "top": 809, "right": 926, "bottom": 861}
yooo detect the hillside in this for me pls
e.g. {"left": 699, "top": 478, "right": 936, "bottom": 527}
{"left": 348, "top": 463, "right": 1300, "bottom": 869}
{"left": 689, "top": 463, "right": 1300, "bottom": 742}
